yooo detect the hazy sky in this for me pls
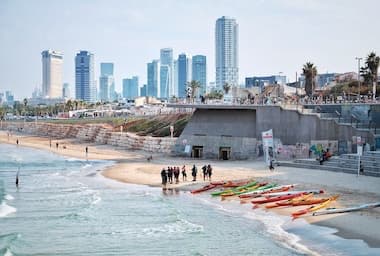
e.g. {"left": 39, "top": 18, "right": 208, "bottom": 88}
{"left": 1, "top": 0, "right": 379, "bottom": 99}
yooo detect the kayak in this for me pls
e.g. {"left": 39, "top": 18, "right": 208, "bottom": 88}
{"left": 278, "top": 198, "right": 329, "bottom": 206}
{"left": 223, "top": 180, "right": 253, "bottom": 188}
{"left": 191, "top": 184, "right": 218, "bottom": 194}
{"left": 292, "top": 195, "right": 339, "bottom": 218}
{"left": 211, "top": 180, "right": 257, "bottom": 196}
{"left": 220, "top": 183, "right": 261, "bottom": 198}
{"left": 239, "top": 184, "right": 295, "bottom": 198}
{"left": 265, "top": 189, "right": 324, "bottom": 198}
{"left": 312, "top": 202, "right": 380, "bottom": 216}
{"left": 210, "top": 181, "right": 225, "bottom": 186}
{"left": 251, "top": 192, "right": 305, "bottom": 205}
{"left": 265, "top": 194, "right": 313, "bottom": 209}
{"left": 238, "top": 184, "right": 278, "bottom": 198}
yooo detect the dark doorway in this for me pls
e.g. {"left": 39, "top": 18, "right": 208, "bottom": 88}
{"left": 192, "top": 146, "right": 203, "bottom": 158}
{"left": 219, "top": 147, "right": 231, "bottom": 160}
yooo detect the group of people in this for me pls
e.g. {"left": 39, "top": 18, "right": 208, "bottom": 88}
{"left": 161, "top": 164, "right": 213, "bottom": 187}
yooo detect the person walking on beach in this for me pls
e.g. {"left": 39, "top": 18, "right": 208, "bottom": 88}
{"left": 16, "top": 139, "right": 19, "bottom": 146}
{"left": 269, "top": 159, "right": 275, "bottom": 171}
{"left": 191, "top": 165, "right": 197, "bottom": 182}
{"left": 167, "top": 167, "right": 173, "bottom": 184}
{"left": 56, "top": 142, "right": 59, "bottom": 149}
{"left": 181, "top": 165, "right": 187, "bottom": 181}
{"left": 207, "top": 164, "right": 213, "bottom": 181}
{"left": 161, "top": 168, "right": 168, "bottom": 189}
{"left": 85, "top": 146, "right": 88, "bottom": 156}
{"left": 174, "top": 167, "right": 180, "bottom": 184}
{"left": 202, "top": 165, "right": 207, "bottom": 181}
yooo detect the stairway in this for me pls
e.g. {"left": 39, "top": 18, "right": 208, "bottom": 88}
{"left": 279, "top": 151, "right": 380, "bottom": 177}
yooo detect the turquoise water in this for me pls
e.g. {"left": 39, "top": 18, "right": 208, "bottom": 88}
{"left": 0, "top": 143, "right": 379, "bottom": 256}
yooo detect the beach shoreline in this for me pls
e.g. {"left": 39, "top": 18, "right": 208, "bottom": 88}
{"left": 1, "top": 130, "right": 379, "bottom": 249}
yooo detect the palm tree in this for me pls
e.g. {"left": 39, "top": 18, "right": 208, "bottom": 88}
{"left": 186, "top": 80, "right": 201, "bottom": 103}
{"left": 302, "top": 62, "right": 317, "bottom": 97}
{"left": 365, "top": 51, "right": 380, "bottom": 100}
{"left": 223, "top": 83, "right": 231, "bottom": 95}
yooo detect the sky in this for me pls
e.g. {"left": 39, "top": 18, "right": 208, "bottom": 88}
{"left": 0, "top": 0, "right": 379, "bottom": 100}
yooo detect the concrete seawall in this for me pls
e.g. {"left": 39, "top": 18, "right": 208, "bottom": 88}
{"left": 0, "top": 121, "right": 176, "bottom": 154}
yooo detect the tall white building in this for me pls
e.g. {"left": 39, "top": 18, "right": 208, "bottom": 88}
{"left": 215, "top": 16, "right": 239, "bottom": 89}
{"left": 160, "top": 48, "right": 173, "bottom": 99}
{"left": 42, "top": 50, "right": 63, "bottom": 98}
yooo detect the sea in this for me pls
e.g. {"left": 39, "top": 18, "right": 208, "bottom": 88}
{"left": 1, "top": 143, "right": 379, "bottom": 256}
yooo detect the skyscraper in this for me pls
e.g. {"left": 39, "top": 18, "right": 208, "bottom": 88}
{"left": 123, "top": 76, "right": 139, "bottom": 100}
{"left": 215, "top": 16, "right": 239, "bottom": 89}
{"left": 192, "top": 55, "right": 207, "bottom": 97}
{"left": 99, "top": 63, "right": 115, "bottom": 102}
{"left": 42, "top": 50, "right": 63, "bottom": 98}
{"left": 75, "top": 51, "right": 96, "bottom": 102}
{"left": 160, "top": 48, "right": 173, "bottom": 99}
{"left": 147, "top": 60, "right": 160, "bottom": 97}
{"left": 177, "top": 53, "right": 189, "bottom": 98}
{"left": 62, "top": 83, "right": 70, "bottom": 98}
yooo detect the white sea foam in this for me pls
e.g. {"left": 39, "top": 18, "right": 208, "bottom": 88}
{"left": 0, "top": 202, "right": 17, "bottom": 218}
{"left": 91, "top": 194, "right": 102, "bottom": 205}
{"left": 5, "top": 194, "right": 14, "bottom": 201}
{"left": 4, "top": 248, "right": 13, "bottom": 256}
{"left": 141, "top": 218, "right": 204, "bottom": 237}
{"left": 82, "top": 164, "right": 92, "bottom": 169}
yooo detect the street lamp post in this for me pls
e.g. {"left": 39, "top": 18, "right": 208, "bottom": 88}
{"left": 356, "top": 57, "right": 362, "bottom": 102}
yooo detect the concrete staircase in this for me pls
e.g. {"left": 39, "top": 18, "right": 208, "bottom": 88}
{"left": 279, "top": 151, "right": 380, "bottom": 177}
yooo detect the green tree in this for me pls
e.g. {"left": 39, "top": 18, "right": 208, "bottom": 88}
{"left": 302, "top": 62, "right": 317, "bottom": 96}
{"left": 365, "top": 51, "right": 380, "bottom": 100}
{"left": 223, "top": 83, "right": 231, "bottom": 95}
{"left": 186, "top": 80, "right": 201, "bottom": 102}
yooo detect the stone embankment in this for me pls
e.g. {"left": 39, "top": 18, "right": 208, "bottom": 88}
{"left": 0, "top": 121, "right": 176, "bottom": 153}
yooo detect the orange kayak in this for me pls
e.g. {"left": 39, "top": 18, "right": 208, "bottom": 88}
{"left": 191, "top": 184, "right": 217, "bottom": 194}
{"left": 292, "top": 195, "right": 339, "bottom": 218}
{"left": 265, "top": 194, "right": 313, "bottom": 209}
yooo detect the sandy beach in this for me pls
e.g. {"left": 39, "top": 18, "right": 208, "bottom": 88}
{"left": 1, "top": 130, "right": 379, "bottom": 248}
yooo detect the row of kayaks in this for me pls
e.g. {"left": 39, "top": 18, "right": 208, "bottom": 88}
{"left": 190, "top": 179, "right": 380, "bottom": 219}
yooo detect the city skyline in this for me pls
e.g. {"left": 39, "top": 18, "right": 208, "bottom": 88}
{"left": 1, "top": 0, "right": 380, "bottom": 99}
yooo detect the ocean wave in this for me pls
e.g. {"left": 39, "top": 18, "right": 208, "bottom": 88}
{"left": 141, "top": 218, "right": 204, "bottom": 237}
{"left": 0, "top": 202, "right": 17, "bottom": 218}
{"left": 4, "top": 194, "right": 14, "bottom": 201}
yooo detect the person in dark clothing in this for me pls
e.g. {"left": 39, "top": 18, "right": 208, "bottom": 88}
{"left": 174, "top": 167, "right": 180, "bottom": 184}
{"left": 202, "top": 165, "right": 207, "bottom": 181}
{"left": 207, "top": 164, "right": 212, "bottom": 180}
{"left": 191, "top": 165, "right": 197, "bottom": 181}
{"left": 161, "top": 168, "right": 167, "bottom": 188}
{"left": 269, "top": 160, "right": 275, "bottom": 171}
{"left": 181, "top": 165, "right": 187, "bottom": 181}
{"left": 167, "top": 167, "right": 173, "bottom": 184}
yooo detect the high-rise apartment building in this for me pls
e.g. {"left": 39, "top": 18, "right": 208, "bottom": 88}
{"left": 123, "top": 76, "right": 139, "bottom": 100}
{"left": 147, "top": 60, "right": 160, "bottom": 97}
{"left": 192, "top": 55, "right": 207, "bottom": 97}
{"left": 42, "top": 50, "right": 63, "bottom": 98}
{"left": 62, "top": 83, "right": 70, "bottom": 98}
{"left": 75, "top": 51, "right": 96, "bottom": 102}
{"left": 177, "top": 53, "right": 189, "bottom": 98}
{"left": 160, "top": 48, "right": 173, "bottom": 99}
{"left": 215, "top": 16, "right": 239, "bottom": 89}
{"left": 99, "top": 63, "right": 115, "bottom": 102}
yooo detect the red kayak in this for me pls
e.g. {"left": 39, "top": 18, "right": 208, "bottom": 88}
{"left": 223, "top": 180, "right": 251, "bottom": 188}
{"left": 191, "top": 184, "right": 217, "bottom": 194}
{"left": 210, "top": 181, "right": 225, "bottom": 186}
{"left": 251, "top": 192, "right": 304, "bottom": 204}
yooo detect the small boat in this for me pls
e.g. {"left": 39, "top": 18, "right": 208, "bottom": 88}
{"left": 212, "top": 181, "right": 258, "bottom": 197}
{"left": 278, "top": 197, "right": 328, "bottom": 207}
{"left": 210, "top": 181, "right": 226, "bottom": 186}
{"left": 239, "top": 184, "right": 293, "bottom": 198}
{"left": 222, "top": 180, "right": 252, "bottom": 188}
{"left": 312, "top": 202, "right": 380, "bottom": 216}
{"left": 251, "top": 192, "right": 305, "bottom": 205}
{"left": 292, "top": 195, "right": 339, "bottom": 218}
{"left": 191, "top": 184, "right": 218, "bottom": 194}
{"left": 265, "top": 194, "right": 313, "bottom": 209}
{"left": 265, "top": 189, "right": 324, "bottom": 198}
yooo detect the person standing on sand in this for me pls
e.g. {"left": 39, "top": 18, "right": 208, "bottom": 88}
{"left": 168, "top": 167, "right": 173, "bottom": 184}
{"left": 181, "top": 165, "right": 187, "bottom": 181}
{"left": 207, "top": 164, "right": 212, "bottom": 180}
{"left": 174, "top": 167, "right": 180, "bottom": 184}
{"left": 202, "top": 165, "right": 207, "bottom": 181}
{"left": 85, "top": 146, "right": 88, "bottom": 157}
{"left": 16, "top": 139, "right": 19, "bottom": 145}
{"left": 191, "top": 165, "right": 197, "bottom": 181}
{"left": 161, "top": 168, "right": 167, "bottom": 188}
{"left": 56, "top": 142, "right": 59, "bottom": 149}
